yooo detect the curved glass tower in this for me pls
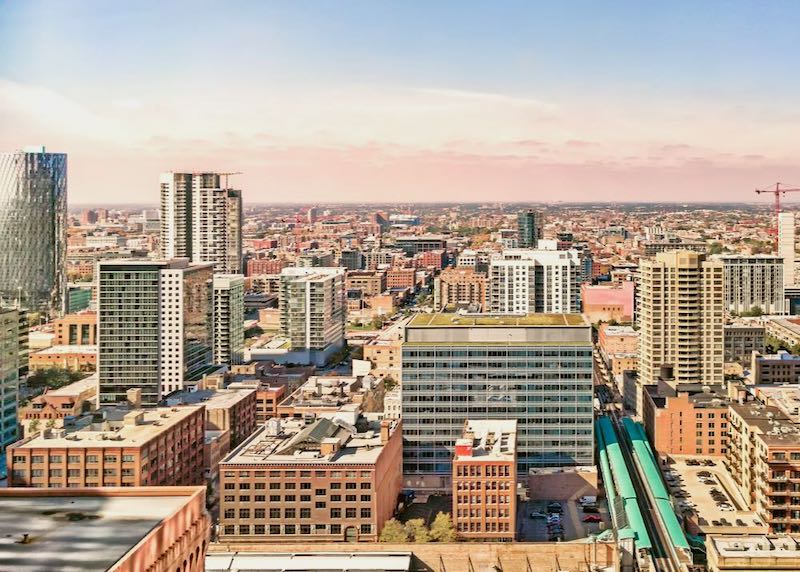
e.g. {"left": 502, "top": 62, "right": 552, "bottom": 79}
{"left": 0, "top": 148, "right": 67, "bottom": 317}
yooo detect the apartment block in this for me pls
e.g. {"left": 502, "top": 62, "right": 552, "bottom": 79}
{"left": 779, "top": 212, "right": 796, "bottom": 287}
{"left": 7, "top": 405, "right": 205, "bottom": 488}
{"left": 402, "top": 313, "right": 593, "bottom": 492}
{"left": 218, "top": 417, "right": 402, "bottom": 543}
{"left": 160, "top": 172, "right": 243, "bottom": 273}
{"left": 719, "top": 255, "right": 785, "bottom": 315}
{"left": 213, "top": 274, "right": 245, "bottom": 366}
{"left": 0, "top": 308, "right": 19, "bottom": 458}
{"left": 279, "top": 267, "right": 346, "bottom": 365}
{"left": 727, "top": 401, "right": 800, "bottom": 533}
{"left": 97, "top": 259, "right": 213, "bottom": 406}
{"left": 488, "top": 249, "right": 582, "bottom": 314}
{"left": 638, "top": 250, "right": 725, "bottom": 387}
{"left": 53, "top": 311, "right": 97, "bottom": 345}
{"left": 452, "top": 420, "right": 517, "bottom": 541}
{"left": 517, "top": 209, "right": 543, "bottom": 249}
{"left": 706, "top": 535, "right": 800, "bottom": 572}
{"left": 434, "top": 267, "right": 487, "bottom": 311}
{"left": 0, "top": 486, "right": 210, "bottom": 572}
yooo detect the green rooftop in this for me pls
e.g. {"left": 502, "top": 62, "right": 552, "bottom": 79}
{"left": 408, "top": 313, "right": 587, "bottom": 327}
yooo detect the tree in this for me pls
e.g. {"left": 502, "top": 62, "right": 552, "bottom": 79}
{"left": 429, "top": 512, "right": 456, "bottom": 542}
{"left": 404, "top": 518, "right": 431, "bottom": 543}
{"left": 379, "top": 519, "right": 409, "bottom": 543}
{"left": 383, "top": 375, "right": 397, "bottom": 392}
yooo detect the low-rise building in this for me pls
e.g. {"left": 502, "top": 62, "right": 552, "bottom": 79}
{"left": 277, "top": 375, "right": 378, "bottom": 421}
{"left": 751, "top": 351, "right": 800, "bottom": 384}
{"left": 724, "top": 324, "right": 765, "bottom": 365}
{"left": 0, "top": 486, "right": 210, "bottom": 572}
{"left": 165, "top": 387, "right": 257, "bottom": 447}
{"left": 580, "top": 281, "right": 635, "bottom": 323}
{"left": 641, "top": 376, "right": 729, "bottom": 457}
{"left": 19, "top": 374, "right": 98, "bottom": 421}
{"left": 7, "top": 405, "right": 205, "bottom": 488}
{"left": 386, "top": 268, "right": 416, "bottom": 290}
{"left": 452, "top": 420, "right": 517, "bottom": 542}
{"left": 346, "top": 271, "right": 387, "bottom": 297}
{"left": 218, "top": 416, "right": 403, "bottom": 543}
{"left": 28, "top": 344, "right": 97, "bottom": 372}
{"left": 764, "top": 317, "right": 800, "bottom": 348}
{"left": 706, "top": 535, "right": 800, "bottom": 572}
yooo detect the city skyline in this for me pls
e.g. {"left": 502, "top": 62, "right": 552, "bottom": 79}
{"left": 4, "top": 1, "right": 800, "bottom": 204}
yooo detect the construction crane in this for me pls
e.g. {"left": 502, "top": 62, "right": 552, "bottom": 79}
{"left": 218, "top": 171, "right": 242, "bottom": 188}
{"left": 755, "top": 182, "right": 800, "bottom": 251}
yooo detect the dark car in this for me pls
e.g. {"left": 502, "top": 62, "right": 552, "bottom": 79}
{"left": 547, "top": 504, "right": 563, "bottom": 513}
{"left": 582, "top": 505, "right": 599, "bottom": 513}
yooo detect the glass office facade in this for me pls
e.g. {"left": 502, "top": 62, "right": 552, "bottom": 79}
{"left": 0, "top": 149, "right": 67, "bottom": 316}
{"left": 402, "top": 341, "right": 594, "bottom": 484}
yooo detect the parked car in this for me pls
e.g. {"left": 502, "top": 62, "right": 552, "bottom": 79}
{"left": 529, "top": 511, "right": 547, "bottom": 519}
{"left": 582, "top": 505, "right": 599, "bottom": 513}
{"left": 547, "top": 502, "right": 563, "bottom": 512}
{"left": 583, "top": 514, "right": 602, "bottom": 523}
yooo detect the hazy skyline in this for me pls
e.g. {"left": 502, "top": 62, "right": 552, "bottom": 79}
{"left": 3, "top": 1, "right": 800, "bottom": 204}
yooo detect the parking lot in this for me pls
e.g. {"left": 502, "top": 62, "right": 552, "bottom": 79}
{"left": 663, "top": 456, "right": 767, "bottom": 535}
{"left": 516, "top": 498, "right": 610, "bottom": 542}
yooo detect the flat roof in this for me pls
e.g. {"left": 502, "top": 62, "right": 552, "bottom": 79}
{"left": 34, "top": 344, "right": 97, "bottom": 355}
{"left": 165, "top": 387, "right": 255, "bottom": 409}
{"left": 206, "top": 552, "right": 412, "bottom": 572}
{"left": 13, "top": 405, "right": 202, "bottom": 449}
{"left": 408, "top": 313, "right": 587, "bottom": 327}
{"left": 0, "top": 494, "right": 188, "bottom": 572}
{"left": 45, "top": 374, "right": 98, "bottom": 396}
{"left": 709, "top": 535, "right": 800, "bottom": 558}
{"left": 222, "top": 418, "right": 396, "bottom": 466}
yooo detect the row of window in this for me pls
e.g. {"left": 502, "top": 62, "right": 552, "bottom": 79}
{"left": 223, "top": 507, "right": 372, "bottom": 520}
{"left": 223, "top": 469, "right": 371, "bottom": 479}
{"left": 222, "top": 493, "right": 370, "bottom": 503}
{"left": 14, "top": 454, "right": 136, "bottom": 464}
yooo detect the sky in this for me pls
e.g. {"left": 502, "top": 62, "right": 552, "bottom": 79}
{"left": 2, "top": 0, "right": 800, "bottom": 204}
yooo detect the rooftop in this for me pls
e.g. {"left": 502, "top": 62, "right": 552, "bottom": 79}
{"left": 34, "top": 344, "right": 97, "bottom": 355}
{"left": 44, "top": 374, "right": 98, "bottom": 397}
{"left": 408, "top": 312, "right": 587, "bottom": 327}
{"left": 206, "top": 552, "right": 412, "bottom": 572}
{"left": 222, "top": 417, "right": 398, "bottom": 466}
{"left": 12, "top": 405, "right": 203, "bottom": 449}
{"left": 455, "top": 419, "right": 517, "bottom": 462}
{"left": 164, "top": 387, "right": 255, "bottom": 409}
{"left": 709, "top": 535, "right": 800, "bottom": 558}
{"left": 0, "top": 490, "right": 194, "bottom": 572}
{"left": 729, "top": 401, "right": 800, "bottom": 446}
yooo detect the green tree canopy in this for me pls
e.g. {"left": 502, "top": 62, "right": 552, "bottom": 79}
{"left": 379, "top": 519, "right": 409, "bottom": 543}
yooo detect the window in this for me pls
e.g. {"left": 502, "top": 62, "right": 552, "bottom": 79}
{"left": 300, "top": 495, "right": 311, "bottom": 502}
{"left": 361, "top": 494, "right": 371, "bottom": 502}
{"left": 346, "top": 508, "right": 356, "bottom": 518}
{"left": 330, "top": 482, "right": 341, "bottom": 489}
{"left": 360, "top": 524, "right": 371, "bottom": 534}
{"left": 331, "top": 508, "right": 341, "bottom": 518}
{"left": 361, "top": 508, "right": 371, "bottom": 518}
{"left": 315, "top": 488, "right": 326, "bottom": 496}
{"left": 224, "top": 509, "right": 235, "bottom": 519}
{"left": 300, "top": 524, "right": 311, "bottom": 535}
{"left": 270, "top": 508, "right": 281, "bottom": 518}
{"left": 284, "top": 508, "right": 296, "bottom": 519}
{"left": 285, "top": 524, "right": 296, "bottom": 535}
{"left": 49, "top": 456, "right": 62, "bottom": 464}
{"left": 270, "top": 525, "right": 281, "bottom": 535}
{"left": 316, "top": 501, "right": 326, "bottom": 509}
{"left": 346, "top": 495, "right": 356, "bottom": 502}
{"left": 331, "top": 524, "right": 341, "bottom": 534}
{"left": 300, "top": 482, "right": 311, "bottom": 490}
{"left": 269, "top": 482, "right": 280, "bottom": 490}
{"left": 270, "top": 495, "right": 280, "bottom": 502}
{"left": 254, "top": 508, "right": 265, "bottom": 519}
{"left": 331, "top": 494, "right": 341, "bottom": 502}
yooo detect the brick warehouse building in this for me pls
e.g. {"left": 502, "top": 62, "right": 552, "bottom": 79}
{"left": 8, "top": 405, "right": 205, "bottom": 488}
{"left": 218, "top": 417, "right": 402, "bottom": 543}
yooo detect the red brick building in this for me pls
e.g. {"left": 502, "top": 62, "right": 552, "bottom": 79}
{"left": 247, "top": 258, "right": 288, "bottom": 276}
{"left": 218, "top": 417, "right": 403, "bottom": 543}
{"left": 8, "top": 406, "right": 206, "bottom": 488}
{"left": 452, "top": 420, "right": 517, "bottom": 541}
